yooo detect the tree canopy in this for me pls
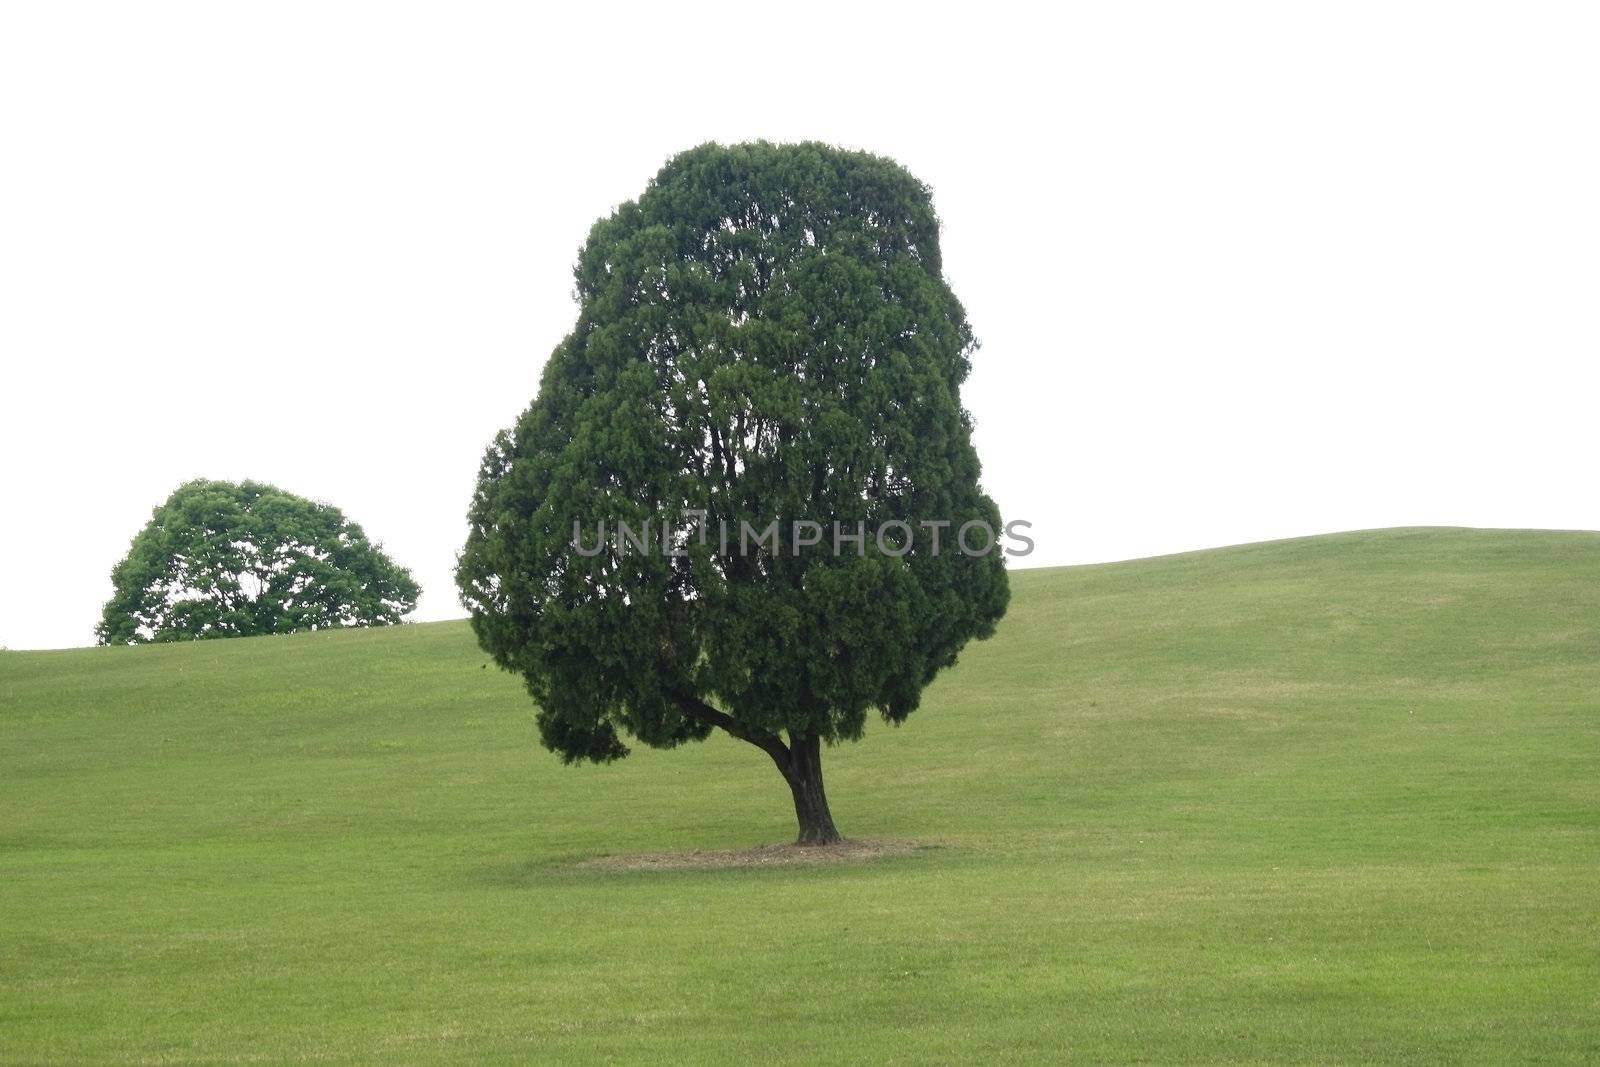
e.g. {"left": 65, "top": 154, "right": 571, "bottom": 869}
{"left": 98, "top": 479, "right": 419, "bottom": 645}
{"left": 456, "top": 142, "right": 1009, "bottom": 843}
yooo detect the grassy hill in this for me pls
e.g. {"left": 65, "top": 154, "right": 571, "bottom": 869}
{"left": 2, "top": 527, "right": 1597, "bottom": 1063}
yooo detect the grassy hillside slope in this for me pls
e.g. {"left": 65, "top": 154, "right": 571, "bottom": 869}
{"left": 2, "top": 528, "right": 1597, "bottom": 1063}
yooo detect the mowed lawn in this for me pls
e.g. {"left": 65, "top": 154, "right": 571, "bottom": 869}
{"left": 2, "top": 528, "right": 1597, "bottom": 1064}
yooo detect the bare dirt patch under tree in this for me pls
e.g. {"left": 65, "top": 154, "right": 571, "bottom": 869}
{"left": 574, "top": 839, "right": 919, "bottom": 873}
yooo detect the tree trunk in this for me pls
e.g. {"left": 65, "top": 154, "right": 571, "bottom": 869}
{"left": 784, "top": 730, "right": 842, "bottom": 845}
{"left": 667, "top": 695, "right": 843, "bottom": 846}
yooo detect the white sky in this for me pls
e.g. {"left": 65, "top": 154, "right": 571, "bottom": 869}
{"left": 2, "top": 3, "right": 1596, "bottom": 649}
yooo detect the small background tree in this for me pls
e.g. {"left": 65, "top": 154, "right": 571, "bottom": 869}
{"left": 98, "top": 479, "right": 419, "bottom": 644}
{"left": 457, "top": 142, "right": 1009, "bottom": 844}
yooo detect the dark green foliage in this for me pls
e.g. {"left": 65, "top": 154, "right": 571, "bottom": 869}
{"left": 457, "top": 142, "right": 1008, "bottom": 832}
{"left": 98, "top": 479, "right": 419, "bottom": 645}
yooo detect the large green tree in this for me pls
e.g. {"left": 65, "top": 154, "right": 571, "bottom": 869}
{"left": 98, "top": 479, "right": 419, "bottom": 644}
{"left": 457, "top": 142, "right": 1009, "bottom": 844}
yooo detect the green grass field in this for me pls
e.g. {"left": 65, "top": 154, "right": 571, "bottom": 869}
{"left": 3, "top": 527, "right": 1597, "bottom": 1063}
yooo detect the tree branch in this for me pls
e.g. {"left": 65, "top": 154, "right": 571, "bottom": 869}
{"left": 672, "top": 693, "right": 790, "bottom": 771}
